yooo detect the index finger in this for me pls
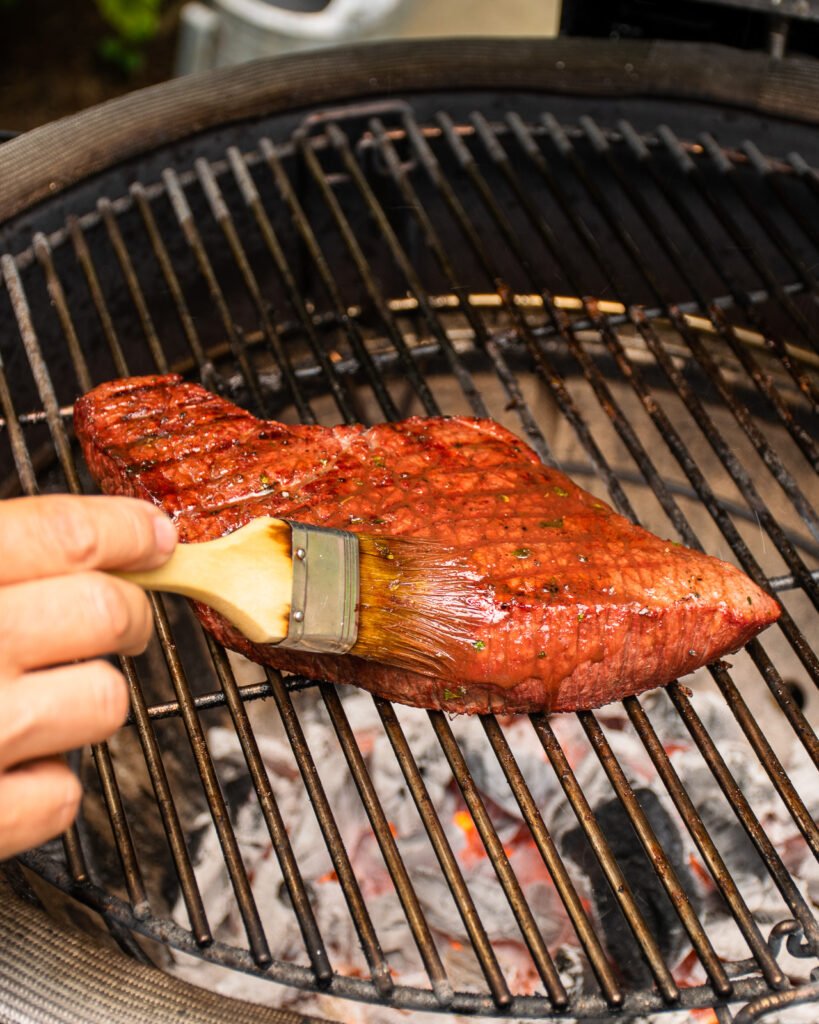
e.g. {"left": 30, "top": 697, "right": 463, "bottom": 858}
{"left": 0, "top": 494, "right": 176, "bottom": 584}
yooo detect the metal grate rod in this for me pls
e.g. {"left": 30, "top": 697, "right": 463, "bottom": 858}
{"left": 326, "top": 123, "right": 491, "bottom": 421}
{"left": 669, "top": 683, "right": 819, "bottom": 954}
{"left": 538, "top": 115, "right": 819, "bottom": 552}
{"left": 296, "top": 132, "right": 443, "bottom": 418}
{"left": 632, "top": 319, "right": 819, "bottom": 679}
{"left": 620, "top": 122, "right": 819, "bottom": 410}
{"left": 265, "top": 669, "right": 394, "bottom": 997}
{"left": 581, "top": 118, "right": 819, "bottom": 473}
{"left": 479, "top": 715, "right": 624, "bottom": 1007}
{"left": 578, "top": 710, "right": 732, "bottom": 997}
{"left": 699, "top": 132, "right": 818, "bottom": 304}
{"left": 708, "top": 664, "right": 819, "bottom": 859}
{"left": 226, "top": 146, "right": 357, "bottom": 424}
{"left": 121, "top": 656, "right": 213, "bottom": 945}
{"left": 130, "top": 182, "right": 216, "bottom": 380}
{"left": 321, "top": 684, "right": 454, "bottom": 1006}
{"left": 162, "top": 167, "right": 270, "bottom": 416}
{"left": 374, "top": 698, "right": 514, "bottom": 1010}
{"left": 34, "top": 234, "right": 93, "bottom": 394}
{"left": 429, "top": 710, "right": 569, "bottom": 1009}
{"left": 150, "top": 595, "right": 273, "bottom": 967}
{"left": 657, "top": 125, "right": 819, "bottom": 359}
{"left": 496, "top": 115, "right": 819, "bottom": 687}
{"left": 205, "top": 636, "right": 332, "bottom": 985}
{"left": 195, "top": 157, "right": 316, "bottom": 423}
{"left": 260, "top": 137, "right": 401, "bottom": 422}
{"left": 368, "top": 117, "right": 551, "bottom": 463}
{"left": 98, "top": 197, "right": 169, "bottom": 374}
{"left": 624, "top": 695, "right": 786, "bottom": 990}
{"left": 531, "top": 713, "right": 680, "bottom": 1004}
{"left": 68, "top": 216, "right": 130, "bottom": 380}
{"left": 408, "top": 112, "right": 633, "bottom": 512}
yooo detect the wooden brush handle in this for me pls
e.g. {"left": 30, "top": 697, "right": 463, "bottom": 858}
{"left": 117, "top": 516, "right": 294, "bottom": 644}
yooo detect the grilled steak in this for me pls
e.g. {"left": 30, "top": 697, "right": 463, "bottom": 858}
{"left": 74, "top": 375, "right": 779, "bottom": 714}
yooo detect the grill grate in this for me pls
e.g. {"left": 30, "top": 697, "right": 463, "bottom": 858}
{"left": 1, "top": 103, "right": 818, "bottom": 1021}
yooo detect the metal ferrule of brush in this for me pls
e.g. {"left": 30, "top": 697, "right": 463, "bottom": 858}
{"left": 280, "top": 521, "right": 360, "bottom": 654}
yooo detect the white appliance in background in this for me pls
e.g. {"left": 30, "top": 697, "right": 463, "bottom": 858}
{"left": 175, "top": 0, "right": 406, "bottom": 74}
{"left": 174, "top": 0, "right": 559, "bottom": 75}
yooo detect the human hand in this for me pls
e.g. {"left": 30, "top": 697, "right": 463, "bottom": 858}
{"left": 0, "top": 495, "right": 176, "bottom": 859}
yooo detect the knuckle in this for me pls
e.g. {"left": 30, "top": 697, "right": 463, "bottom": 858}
{"left": 89, "top": 661, "right": 129, "bottom": 728}
{"left": 0, "top": 690, "right": 36, "bottom": 751}
{"left": 0, "top": 593, "right": 18, "bottom": 659}
{"left": 127, "top": 504, "right": 159, "bottom": 562}
{"left": 55, "top": 498, "right": 100, "bottom": 569}
{"left": 0, "top": 765, "right": 80, "bottom": 844}
{"left": 56, "top": 771, "right": 83, "bottom": 825}
{"left": 90, "top": 575, "right": 133, "bottom": 643}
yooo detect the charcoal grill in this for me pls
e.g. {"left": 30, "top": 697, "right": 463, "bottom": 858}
{"left": 0, "top": 38, "right": 818, "bottom": 1024}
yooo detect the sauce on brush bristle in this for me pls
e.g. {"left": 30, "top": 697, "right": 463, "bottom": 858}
{"left": 352, "top": 533, "right": 495, "bottom": 679}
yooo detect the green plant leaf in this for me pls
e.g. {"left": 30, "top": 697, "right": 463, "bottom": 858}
{"left": 95, "top": 0, "right": 162, "bottom": 43}
{"left": 97, "top": 34, "right": 145, "bottom": 75}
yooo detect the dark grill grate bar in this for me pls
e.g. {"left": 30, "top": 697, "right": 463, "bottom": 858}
{"left": 205, "top": 636, "right": 332, "bottom": 983}
{"left": 623, "top": 124, "right": 819, "bottom": 411}
{"left": 325, "top": 123, "right": 491, "bottom": 423}
{"left": 34, "top": 234, "right": 94, "bottom": 394}
{"left": 668, "top": 683, "right": 819, "bottom": 954}
{"left": 162, "top": 167, "right": 270, "bottom": 415}
{"left": 409, "top": 113, "right": 634, "bottom": 512}
{"left": 121, "top": 655, "right": 213, "bottom": 946}
{"left": 523, "top": 117, "right": 819, "bottom": 566}
{"left": 581, "top": 119, "right": 819, "bottom": 473}
{"left": 658, "top": 126, "right": 819, "bottom": 363}
{"left": 68, "top": 217, "right": 131, "bottom": 380}
{"left": 226, "top": 146, "right": 357, "bottom": 424}
{"left": 697, "top": 132, "right": 819, "bottom": 305}
{"left": 368, "top": 119, "right": 547, "bottom": 458}
{"left": 130, "top": 182, "right": 214, "bottom": 379}
{"left": 320, "top": 683, "right": 454, "bottom": 1005}
{"left": 260, "top": 137, "right": 402, "bottom": 422}
{"left": 375, "top": 698, "right": 514, "bottom": 1008}
{"left": 428, "top": 710, "right": 569, "bottom": 1008}
{"left": 266, "top": 670, "right": 395, "bottom": 998}
{"left": 150, "top": 594, "right": 273, "bottom": 967}
{"left": 623, "top": 695, "right": 786, "bottom": 990}
{"left": 98, "top": 198, "right": 169, "bottom": 375}
{"left": 195, "top": 157, "right": 317, "bottom": 424}
{"left": 478, "top": 715, "right": 623, "bottom": 1007}
{"left": 530, "top": 713, "right": 680, "bottom": 1003}
{"left": 577, "top": 711, "right": 732, "bottom": 997}
{"left": 296, "top": 134, "right": 443, "bottom": 419}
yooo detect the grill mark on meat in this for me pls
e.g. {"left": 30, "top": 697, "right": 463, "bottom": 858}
{"left": 74, "top": 374, "right": 781, "bottom": 714}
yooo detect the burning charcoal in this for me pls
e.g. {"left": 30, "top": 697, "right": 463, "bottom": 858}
{"left": 454, "top": 715, "right": 568, "bottom": 822}
{"left": 561, "top": 788, "right": 699, "bottom": 987}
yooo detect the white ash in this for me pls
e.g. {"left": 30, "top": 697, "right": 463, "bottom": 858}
{"left": 167, "top": 682, "right": 819, "bottom": 1024}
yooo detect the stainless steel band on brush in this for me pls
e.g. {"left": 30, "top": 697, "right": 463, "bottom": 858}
{"left": 281, "top": 521, "right": 360, "bottom": 654}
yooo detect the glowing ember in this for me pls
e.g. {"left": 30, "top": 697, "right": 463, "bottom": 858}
{"left": 452, "top": 809, "right": 487, "bottom": 865}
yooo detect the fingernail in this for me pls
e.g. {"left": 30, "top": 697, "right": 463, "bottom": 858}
{"left": 153, "top": 514, "right": 177, "bottom": 555}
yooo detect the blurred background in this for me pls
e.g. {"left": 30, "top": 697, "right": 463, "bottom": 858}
{"left": 3, "top": 0, "right": 819, "bottom": 135}
{"left": 0, "top": 0, "right": 558, "bottom": 134}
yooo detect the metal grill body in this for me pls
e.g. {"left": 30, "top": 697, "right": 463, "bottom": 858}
{"left": 0, "top": 51, "right": 818, "bottom": 1022}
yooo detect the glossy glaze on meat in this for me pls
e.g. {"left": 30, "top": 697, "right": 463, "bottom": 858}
{"left": 74, "top": 375, "right": 780, "bottom": 713}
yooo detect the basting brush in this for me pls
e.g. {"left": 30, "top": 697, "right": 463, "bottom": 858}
{"left": 117, "top": 515, "right": 492, "bottom": 676}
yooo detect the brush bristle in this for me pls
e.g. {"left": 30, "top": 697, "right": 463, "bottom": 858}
{"left": 352, "top": 533, "right": 494, "bottom": 677}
